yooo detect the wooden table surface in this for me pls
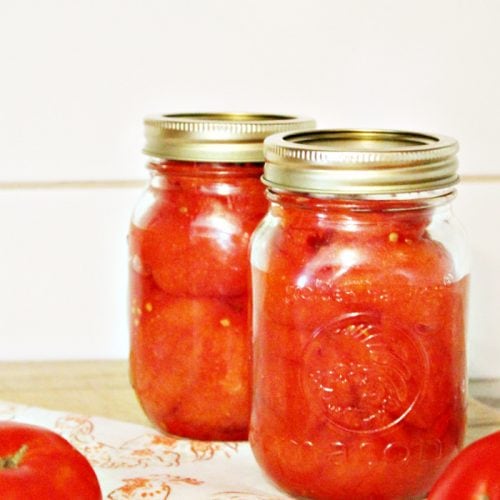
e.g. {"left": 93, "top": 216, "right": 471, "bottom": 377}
{"left": 0, "top": 360, "right": 499, "bottom": 445}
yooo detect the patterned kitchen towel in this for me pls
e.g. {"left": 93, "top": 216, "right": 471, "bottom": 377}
{"left": 0, "top": 400, "right": 289, "bottom": 499}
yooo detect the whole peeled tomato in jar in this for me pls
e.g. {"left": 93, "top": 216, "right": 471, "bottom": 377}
{"left": 129, "top": 113, "right": 315, "bottom": 441}
{"left": 250, "top": 129, "right": 469, "bottom": 499}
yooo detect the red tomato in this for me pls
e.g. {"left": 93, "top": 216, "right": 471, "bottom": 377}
{"left": 428, "top": 431, "right": 500, "bottom": 500}
{"left": 277, "top": 195, "right": 432, "bottom": 241}
{"left": 132, "top": 206, "right": 253, "bottom": 297}
{"left": 130, "top": 294, "right": 251, "bottom": 441}
{"left": 0, "top": 421, "right": 102, "bottom": 500}
{"left": 130, "top": 165, "right": 267, "bottom": 297}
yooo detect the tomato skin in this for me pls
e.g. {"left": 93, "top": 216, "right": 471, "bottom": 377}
{"left": 427, "top": 431, "right": 500, "bottom": 500}
{"left": 0, "top": 422, "right": 102, "bottom": 500}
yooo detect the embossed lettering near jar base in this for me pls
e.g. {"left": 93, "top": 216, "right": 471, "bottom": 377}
{"left": 297, "top": 436, "right": 444, "bottom": 466}
{"left": 250, "top": 129, "right": 469, "bottom": 499}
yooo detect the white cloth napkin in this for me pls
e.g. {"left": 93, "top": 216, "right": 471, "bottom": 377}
{"left": 0, "top": 400, "right": 290, "bottom": 499}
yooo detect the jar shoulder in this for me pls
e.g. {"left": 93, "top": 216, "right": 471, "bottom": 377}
{"left": 251, "top": 210, "right": 469, "bottom": 283}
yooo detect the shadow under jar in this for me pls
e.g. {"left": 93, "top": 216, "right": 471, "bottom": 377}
{"left": 250, "top": 129, "right": 469, "bottom": 499}
{"left": 129, "top": 113, "right": 315, "bottom": 441}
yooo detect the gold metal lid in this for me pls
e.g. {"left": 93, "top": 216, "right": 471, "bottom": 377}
{"left": 263, "top": 129, "right": 459, "bottom": 194}
{"left": 143, "top": 113, "right": 316, "bottom": 163}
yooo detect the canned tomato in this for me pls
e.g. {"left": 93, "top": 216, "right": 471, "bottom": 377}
{"left": 129, "top": 113, "right": 314, "bottom": 441}
{"left": 250, "top": 129, "right": 469, "bottom": 499}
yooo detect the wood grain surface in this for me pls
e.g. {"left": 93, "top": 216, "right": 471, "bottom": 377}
{"left": 0, "top": 360, "right": 498, "bottom": 445}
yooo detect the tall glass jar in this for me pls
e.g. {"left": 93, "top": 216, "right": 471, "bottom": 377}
{"left": 129, "top": 113, "right": 315, "bottom": 441}
{"left": 250, "top": 130, "right": 469, "bottom": 499}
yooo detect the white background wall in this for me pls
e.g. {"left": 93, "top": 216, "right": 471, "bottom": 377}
{"left": 0, "top": 0, "right": 499, "bottom": 377}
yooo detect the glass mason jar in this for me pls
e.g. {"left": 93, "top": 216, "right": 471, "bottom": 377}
{"left": 129, "top": 113, "right": 315, "bottom": 441}
{"left": 250, "top": 130, "right": 469, "bottom": 499}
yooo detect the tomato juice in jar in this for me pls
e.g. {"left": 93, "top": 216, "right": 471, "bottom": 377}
{"left": 250, "top": 130, "right": 469, "bottom": 499}
{"left": 129, "top": 113, "right": 315, "bottom": 441}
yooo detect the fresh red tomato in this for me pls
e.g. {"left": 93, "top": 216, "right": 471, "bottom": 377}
{"left": 0, "top": 421, "right": 102, "bottom": 500}
{"left": 428, "top": 431, "right": 500, "bottom": 500}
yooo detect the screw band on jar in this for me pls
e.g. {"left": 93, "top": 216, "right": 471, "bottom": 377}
{"left": 143, "top": 113, "right": 316, "bottom": 163}
{"left": 263, "top": 129, "right": 459, "bottom": 194}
